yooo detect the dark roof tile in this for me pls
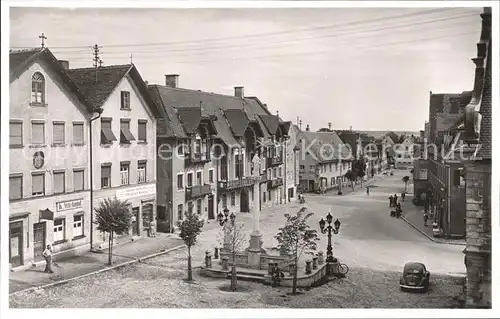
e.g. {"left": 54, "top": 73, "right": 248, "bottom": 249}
{"left": 223, "top": 109, "right": 250, "bottom": 137}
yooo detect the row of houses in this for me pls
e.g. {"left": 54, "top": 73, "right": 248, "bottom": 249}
{"left": 413, "top": 7, "right": 492, "bottom": 308}
{"left": 8, "top": 47, "right": 304, "bottom": 269}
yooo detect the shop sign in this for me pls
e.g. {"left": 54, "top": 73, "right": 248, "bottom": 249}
{"left": 56, "top": 199, "right": 83, "bottom": 212}
{"left": 116, "top": 184, "right": 155, "bottom": 200}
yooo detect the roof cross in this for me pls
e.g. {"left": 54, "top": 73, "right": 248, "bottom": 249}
{"left": 39, "top": 33, "right": 47, "bottom": 48}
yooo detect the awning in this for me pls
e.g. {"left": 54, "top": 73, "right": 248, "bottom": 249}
{"left": 39, "top": 208, "right": 54, "bottom": 221}
{"left": 120, "top": 127, "right": 136, "bottom": 143}
{"left": 9, "top": 211, "right": 30, "bottom": 220}
{"left": 101, "top": 127, "right": 117, "bottom": 142}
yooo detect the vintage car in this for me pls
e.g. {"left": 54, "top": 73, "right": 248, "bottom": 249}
{"left": 400, "top": 262, "right": 430, "bottom": 292}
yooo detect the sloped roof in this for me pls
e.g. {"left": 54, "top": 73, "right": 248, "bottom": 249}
{"left": 383, "top": 135, "right": 395, "bottom": 145}
{"left": 223, "top": 109, "right": 250, "bottom": 137}
{"left": 476, "top": 27, "right": 491, "bottom": 159}
{"left": 300, "top": 131, "right": 352, "bottom": 163}
{"left": 177, "top": 107, "right": 202, "bottom": 135}
{"left": 148, "top": 85, "right": 187, "bottom": 138}
{"left": 9, "top": 48, "right": 93, "bottom": 113}
{"left": 259, "top": 114, "right": 280, "bottom": 136}
{"left": 67, "top": 64, "right": 161, "bottom": 118}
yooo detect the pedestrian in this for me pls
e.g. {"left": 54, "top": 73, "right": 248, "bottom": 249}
{"left": 394, "top": 194, "right": 398, "bottom": 205}
{"left": 424, "top": 213, "right": 429, "bottom": 226}
{"left": 42, "top": 244, "right": 54, "bottom": 273}
{"left": 401, "top": 192, "right": 406, "bottom": 202}
{"left": 366, "top": 186, "right": 370, "bottom": 196}
{"left": 389, "top": 195, "right": 394, "bottom": 207}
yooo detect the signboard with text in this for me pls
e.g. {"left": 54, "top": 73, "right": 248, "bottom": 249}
{"left": 56, "top": 199, "right": 83, "bottom": 212}
{"left": 116, "top": 184, "right": 155, "bottom": 200}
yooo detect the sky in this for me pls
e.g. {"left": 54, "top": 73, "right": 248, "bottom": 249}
{"left": 9, "top": 6, "right": 483, "bottom": 132}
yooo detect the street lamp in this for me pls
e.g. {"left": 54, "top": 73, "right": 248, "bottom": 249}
{"left": 319, "top": 213, "right": 341, "bottom": 263}
{"left": 217, "top": 207, "right": 237, "bottom": 287}
{"left": 217, "top": 207, "right": 235, "bottom": 226}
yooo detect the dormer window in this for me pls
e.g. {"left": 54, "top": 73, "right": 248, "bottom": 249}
{"left": 31, "top": 72, "right": 45, "bottom": 105}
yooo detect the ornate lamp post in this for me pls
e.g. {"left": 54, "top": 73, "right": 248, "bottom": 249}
{"left": 217, "top": 207, "right": 237, "bottom": 286}
{"left": 319, "top": 213, "right": 341, "bottom": 263}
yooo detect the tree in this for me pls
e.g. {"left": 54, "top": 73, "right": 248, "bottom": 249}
{"left": 345, "top": 170, "right": 356, "bottom": 191}
{"left": 177, "top": 210, "right": 205, "bottom": 281}
{"left": 275, "top": 207, "right": 319, "bottom": 295}
{"left": 218, "top": 220, "right": 248, "bottom": 291}
{"left": 94, "top": 197, "right": 132, "bottom": 266}
{"left": 402, "top": 176, "right": 410, "bottom": 192}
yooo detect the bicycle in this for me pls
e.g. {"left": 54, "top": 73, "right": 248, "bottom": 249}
{"left": 335, "top": 262, "right": 349, "bottom": 275}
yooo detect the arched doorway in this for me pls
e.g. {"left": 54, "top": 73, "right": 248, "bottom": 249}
{"left": 240, "top": 188, "right": 250, "bottom": 213}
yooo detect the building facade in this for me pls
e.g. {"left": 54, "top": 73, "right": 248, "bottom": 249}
{"left": 67, "top": 64, "right": 161, "bottom": 248}
{"left": 9, "top": 49, "right": 93, "bottom": 269}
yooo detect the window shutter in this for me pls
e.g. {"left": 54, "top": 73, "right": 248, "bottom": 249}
{"left": 9, "top": 123, "right": 22, "bottom": 145}
{"left": 32, "top": 174, "right": 44, "bottom": 194}
{"left": 54, "top": 172, "right": 65, "bottom": 193}
{"left": 138, "top": 122, "right": 147, "bottom": 141}
{"left": 74, "top": 170, "right": 84, "bottom": 191}
{"left": 120, "top": 120, "right": 129, "bottom": 131}
{"left": 53, "top": 123, "right": 65, "bottom": 144}
{"left": 32, "top": 123, "right": 45, "bottom": 144}
{"left": 9, "top": 177, "right": 22, "bottom": 200}
{"left": 73, "top": 123, "right": 84, "bottom": 144}
{"left": 101, "top": 166, "right": 111, "bottom": 179}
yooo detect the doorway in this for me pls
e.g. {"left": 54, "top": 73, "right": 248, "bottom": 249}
{"left": 208, "top": 195, "right": 215, "bottom": 219}
{"left": 132, "top": 207, "right": 140, "bottom": 236}
{"left": 9, "top": 221, "right": 23, "bottom": 267}
{"left": 33, "top": 222, "right": 46, "bottom": 262}
{"left": 288, "top": 187, "right": 294, "bottom": 201}
{"left": 142, "top": 204, "right": 153, "bottom": 231}
{"left": 240, "top": 188, "right": 249, "bottom": 213}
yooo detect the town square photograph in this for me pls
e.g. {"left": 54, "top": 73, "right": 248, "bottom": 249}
{"left": 1, "top": 0, "right": 498, "bottom": 317}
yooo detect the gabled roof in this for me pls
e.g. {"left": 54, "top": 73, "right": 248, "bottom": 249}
{"left": 259, "top": 114, "right": 280, "bottom": 136}
{"left": 176, "top": 107, "right": 202, "bottom": 135}
{"left": 382, "top": 135, "right": 395, "bottom": 145}
{"left": 67, "top": 64, "right": 162, "bottom": 118}
{"left": 223, "top": 109, "right": 250, "bottom": 137}
{"left": 9, "top": 48, "right": 93, "bottom": 113}
{"left": 299, "top": 131, "right": 352, "bottom": 163}
{"left": 148, "top": 85, "right": 187, "bottom": 138}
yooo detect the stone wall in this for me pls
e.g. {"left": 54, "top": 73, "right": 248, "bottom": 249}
{"left": 464, "top": 160, "right": 491, "bottom": 308}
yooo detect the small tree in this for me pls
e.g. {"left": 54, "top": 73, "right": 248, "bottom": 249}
{"left": 275, "top": 207, "right": 319, "bottom": 295}
{"left": 218, "top": 220, "right": 248, "bottom": 291}
{"left": 94, "top": 197, "right": 131, "bottom": 266}
{"left": 177, "top": 210, "right": 205, "bottom": 281}
{"left": 402, "top": 176, "right": 410, "bottom": 192}
{"left": 345, "top": 170, "right": 356, "bottom": 191}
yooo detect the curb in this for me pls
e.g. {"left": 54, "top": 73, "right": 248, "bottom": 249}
{"left": 400, "top": 216, "right": 465, "bottom": 246}
{"left": 9, "top": 244, "right": 186, "bottom": 296}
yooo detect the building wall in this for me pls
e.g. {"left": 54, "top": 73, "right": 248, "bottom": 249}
{"left": 91, "top": 74, "right": 157, "bottom": 245}
{"left": 464, "top": 160, "right": 491, "bottom": 308}
{"left": 9, "top": 61, "right": 91, "bottom": 268}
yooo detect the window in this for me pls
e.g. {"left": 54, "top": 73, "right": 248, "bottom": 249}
{"left": 209, "top": 169, "right": 214, "bottom": 183}
{"left": 309, "top": 165, "right": 315, "bottom": 173}
{"left": 53, "top": 171, "right": 65, "bottom": 194}
{"left": 73, "top": 169, "right": 84, "bottom": 191}
{"left": 231, "top": 192, "right": 235, "bottom": 206}
{"left": 177, "top": 173, "right": 184, "bottom": 189}
{"left": 273, "top": 168, "right": 277, "bottom": 178}
{"left": 120, "top": 119, "right": 135, "bottom": 144}
{"left": 235, "top": 154, "right": 241, "bottom": 178}
{"left": 278, "top": 167, "right": 282, "bottom": 177}
{"left": 177, "top": 142, "right": 184, "bottom": 156}
{"left": 251, "top": 187, "right": 254, "bottom": 201}
{"left": 300, "top": 165, "right": 305, "bottom": 170}
{"left": 31, "top": 72, "right": 45, "bottom": 104}
{"left": 188, "top": 202, "right": 194, "bottom": 214}
{"left": 137, "top": 161, "right": 147, "bottom": 183}
{"left": 222, "top": 194, "right": 227, "bottom": 208}
{"left": 73, "top": 215, "right": 83, "bottom": 237}
{"left": 221, "top": 156, "right": 228, "bottom": 180}
{"left": 120, "top": 162, "right": 130, "bottom": 185}
{"left": 53, "top": 219, "right": 65, "bottom": 242}
{"left": 73, "top": 122, "right": 84, "bottom": 145}
{"left": 196, "top": 171, "right": 202, "bottom": 185}
{"left": 331, "top": 178, "right": 335, "bottom": 186}
{"left": 335, "top": 163, "right": 338, "bottom": 171}
{"left": 330, "top": 164, "right": 332, "bottom": 172}
{"left": 31, "top": 122, "right": 45, "bottom": 145}
{"left": 32, "top": 173, "right": 45, "bottom": 196}
{"left": 263, "top": 192, "right": 266, "bottom": 203}
{"left": 121, "top": 91, "right": 130, "bottom": 109}
{"left": 52, "top": 122, "right": 65, "bottom": 145}
{"left": 101, "top": 165, "right": 111, "bottom": 188}
{"left": 101, "top": 119, "right": 117, "bottom": 144}
{"left": 187, "top": 172, "right": 193, "bottom": 187}
{"left": 10, "top": 121, "right": 23, "bottom": 147}
{"left": 197, "top": 199, "right": 202, "bottom": 214}
{"left": 177, "top": 204, "right": 183, "bottom": 221}
{"left": 9, "top": 175, "right": 23, "bottom": 200}
{"left": 138, "top": 120, "right": 147, "bottom": 143}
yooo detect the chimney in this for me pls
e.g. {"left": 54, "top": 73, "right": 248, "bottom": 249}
{"left": 165, "top": 74, "right": 179, "bottom": 88}
{"left": 58, "top": 60, "right": 69, "bottom": 69}
{"left": 328, "top": 122, "right": 332, "bottom": 130}
{"left": 144, "top": 80, "right": 149, "bottom": 86}
{"left": 306, "top": 124, "right": 310, "bottom": 131}
{"left": 234, "top": 86, "right": 244, "bottom": 98}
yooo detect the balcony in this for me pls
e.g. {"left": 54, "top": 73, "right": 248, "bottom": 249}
{"left": 185, "top": 184, "right": 212, "bottom": 201}
{"left": 185, "top": 152, "right": 211, "bottom": 166}
{"left": 218, "top": 176, "right": 259, "bottom": 193}
{"left": 267, "top": 177, "right": 284, "bottom": 189}
{"left": 266, "top": 156, "right": 283, "bottom": 167}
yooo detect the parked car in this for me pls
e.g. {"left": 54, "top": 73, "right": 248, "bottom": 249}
{"left": 400, "top": 262, "right": 430, "bottom": 292}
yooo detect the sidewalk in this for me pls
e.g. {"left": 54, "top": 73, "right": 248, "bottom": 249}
{"left": 9, "top": 233, "right": 184, "bottom": 294}
{"left": 400, "top": 195, "right": 465, "bottom": 246}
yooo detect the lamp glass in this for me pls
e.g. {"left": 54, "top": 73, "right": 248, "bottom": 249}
{"left": 319, "top": 218, "right": 326, "bottom": 230}
{"left": 326, "top": 212, "right": 333, "bottom": 224}
{"left": 334, "top": 218, "right": 341, "bottom": 231}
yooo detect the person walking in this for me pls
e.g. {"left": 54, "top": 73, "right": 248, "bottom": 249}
{"left": 389, "top": 195, "right": 394, "bottom": 207}
{"left": 366, "top": 186, "right": 370, "bottom": 196}
{"left": 42, "top": 244, "right": 54, "bottom": 273}
{"left": 401, "top": 191, "right": 406, "bottom": 202}
{"left": 424, "top": 213, "right": 429, "bottom": 226}
{"left": 394, "top": 194, "right": 398, "bottom": 205}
